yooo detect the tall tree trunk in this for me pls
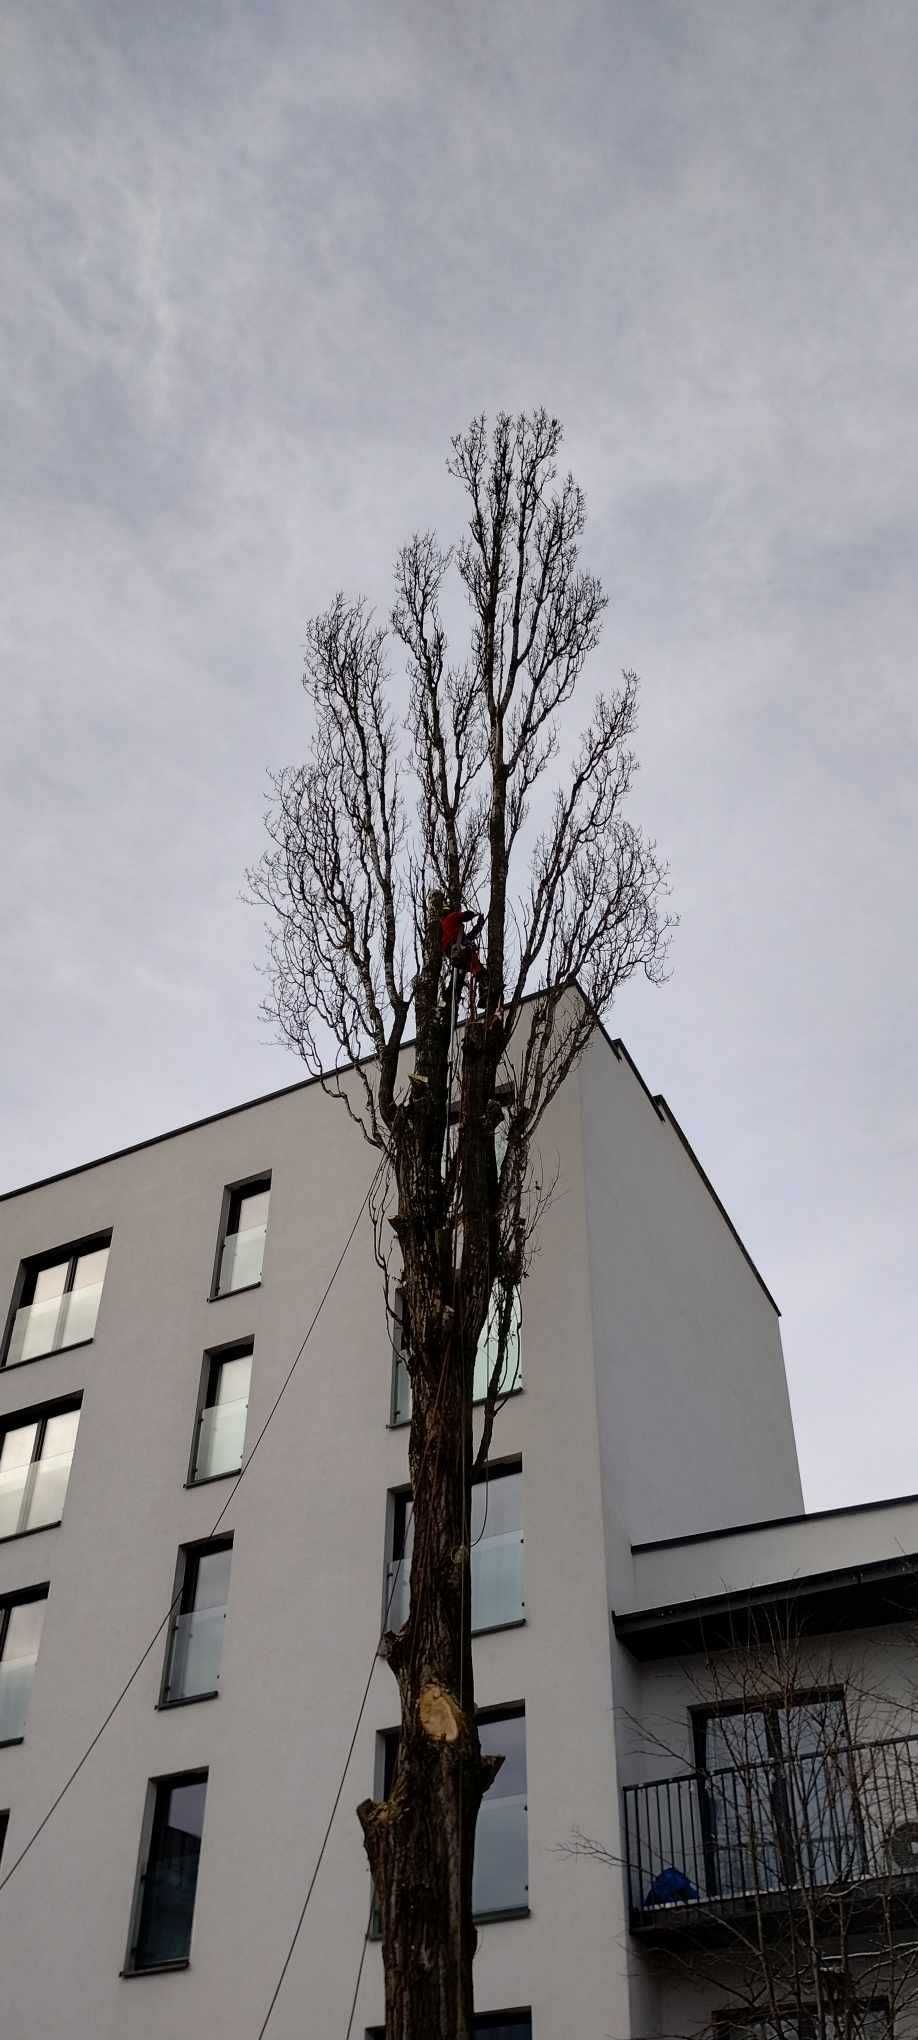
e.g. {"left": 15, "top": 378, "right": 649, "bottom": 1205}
{"left": 358, "top": 1345, "right": 497, "bottom": 2039}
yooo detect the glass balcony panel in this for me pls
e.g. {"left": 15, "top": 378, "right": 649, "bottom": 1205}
{"left": 473, "top": 1791, "right": 528, "bottom": 1916}
{"left": 217, "top": 1224, "right": 266, "bottom": 1295}
{"left": 7, "top": 1283, "right": 103, "bottom": 1365}
{"left": 0, "top": 1424, "right": 38, "bottom": 1538}
{"left": 0, "top": 1464, "right": 28, "bottom": 1540}
{"left": 23, "top": 1448, "right": 75, "bottom": 1531}
{"left": 385, "top": 1559, "right": 410, "bottom": 1632}
{"left": 193, "top": 1399, "right": 248, "bottom": 1480}
{"left": 471, "top": 1531, "right": 524, "bottom": 1630}
{"left": 167, "top": 1606, "right": 226, "bottom": 1700}
{"left": 0, "top": 1656, "right": 35, "bottom": 1742}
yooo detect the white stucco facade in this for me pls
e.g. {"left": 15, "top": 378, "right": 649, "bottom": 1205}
{"left": 0, "top": 1028, "right": 911, "bottom": 2039}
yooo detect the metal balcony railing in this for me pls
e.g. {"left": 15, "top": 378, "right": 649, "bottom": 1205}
{"left": 624, "top": 1734, "right": 918, "bottom": 1927}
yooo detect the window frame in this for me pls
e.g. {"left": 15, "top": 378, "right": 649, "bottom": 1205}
{"left": 158, "top": 1536, "right": 233, "bottom": 1710}
{"left": 0, "top": 1392, "right": 82, "bottom": 1543}
{"left": 377, "top": 1701, "right": 528, "bottom": 1927}
{"left": 186, "top": 1339, "right": 253, "bottom": 1488}
{"left": 1, "top": 1230, "right": 112, "bottom": 1370}
{"left": 0, "top": 1584, "right": 50, "bottom": 1748}
{"left": 209, "top": 1174, "right": 271, "bottom": 1301}
{"left": 122, "top": 1768, "right": 208, "bottom": 1977}
{"left": 386, "top": 1456, "right": 524, "bottom": 1638}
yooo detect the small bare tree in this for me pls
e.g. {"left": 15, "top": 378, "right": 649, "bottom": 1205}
{"left": 250, "top": 410, "right": 671, "bottom": 2038}
{"left": 572, "top": 1617, "right": 918, "bottom": 2040}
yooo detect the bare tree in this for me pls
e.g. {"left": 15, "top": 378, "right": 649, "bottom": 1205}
{"left": 570, "top": 1617, "right": 918, "bottom": 2040}
{"left": 249, "top": 410, "right": 671, "bottom": 2038}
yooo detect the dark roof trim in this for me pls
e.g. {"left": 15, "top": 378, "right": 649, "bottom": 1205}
{"left": 604, "top": 1036, "right": 779, "bottom": 1316}
{"left": 633, "top": 1485, "right": 918, "bottom": 1554}
{"left": 614, "top": 1551, "right": 918, "bottom": 1660}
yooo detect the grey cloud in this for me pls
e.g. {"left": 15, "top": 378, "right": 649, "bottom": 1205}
{"left": 2, "top": 0, "right": 917, "bottom": 1510}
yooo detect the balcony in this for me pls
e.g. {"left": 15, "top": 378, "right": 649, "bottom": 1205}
{"left": 624, "top": 1735, "right": 918, "bottom": 1943}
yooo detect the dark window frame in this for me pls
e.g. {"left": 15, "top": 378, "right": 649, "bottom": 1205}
{"left": 0, "top": 1584, "right": 50, "bottom": 1748}
{"left": 186, "top": 1339, "right": 253, "bottom": 1487}
{"left": 0, "top": 1392, "right": 83, "bottom": 1543}
{"left": 1, "top": 1230, "right": 112, "bottom": 1370}
{"left": 123, "top": 1768, "right": 208, "bottom": 1976}
{"left": 386, "top": 1456, "right": 525, "bottom": 1638}
{"left": 209, "top": 1174, "right": 271, "bottom": 1301}
{"left": 159, "top": 1536, "right": 233, "bottom": 1709}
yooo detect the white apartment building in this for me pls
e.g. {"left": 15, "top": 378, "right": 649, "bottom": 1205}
{"left": 0, "top": 1025, "right": 915, "bottom": 2040}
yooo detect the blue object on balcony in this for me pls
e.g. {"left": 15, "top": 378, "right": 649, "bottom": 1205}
{"left": 645, "top": 1866, "right": 699, "bottom": 1906}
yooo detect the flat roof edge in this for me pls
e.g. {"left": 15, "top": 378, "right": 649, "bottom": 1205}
{"left": 632, "top": 1484, "right": 918, "bottom": 1555}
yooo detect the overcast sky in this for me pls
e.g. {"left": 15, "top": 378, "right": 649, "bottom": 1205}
{"left": 2, "top": 0, "right": 916, "bottom": 1511}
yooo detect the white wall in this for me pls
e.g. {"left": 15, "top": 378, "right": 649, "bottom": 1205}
{"left": 579, "top": 1033, "right": 803, "bottom": 1561}
{"left": 0, "top": 1059, "right": 629, "bottom": 2039}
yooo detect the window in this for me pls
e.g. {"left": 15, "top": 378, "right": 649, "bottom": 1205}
{"left": 390, "top": 1286, "right": 522, "bottom": 1426}
{"left": 380, "top": 1706, "right": 527, "bottom": 1921}
{"left": 126, "top": 1772, "right": 207, "bottom": 1972}
{"left": 0, "top": 1398, "right": 81, "bottom": 1539}
{"left": 697, "top": 1692, "right": 856, "bottom": 1896}
{"left": 4, "top": 1234, "right": 111, "bottom": 1368}
{"left": 161, "top": 1540, "right": 232, "bottom": 1705}
{"left": 369, "top": 2014, "right": 531, "bottom": 2037}
{"left": 212, "top": 1177, "right": 270, "bottom": 1297}
{"left": 0, "top": 1589, "right": 48, "bottom": 1744}
{"left": 0, "top": 1812, "right": 8, "bottom": 1866}
{"left": 190, "top": 1342, "right": 252, "bottom": 1483}
{"left": 386, "top": 1461, "right": 523, "bottom": 1635}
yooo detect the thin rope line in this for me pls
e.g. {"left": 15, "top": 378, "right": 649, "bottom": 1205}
{"left": 343, "top": 1895, "right": 375, "bottom": 2039}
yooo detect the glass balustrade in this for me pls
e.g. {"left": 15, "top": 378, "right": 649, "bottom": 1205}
{"left": 167, "top": 1605, "right": 226, "bottom": 1701}
{"left": 7, "top": 1280, "right": 104, "bottom": 1366}
{"left": 193, "top": 1398, "right": 248, "bottom": 1481}
{"left": 473, "top": 1791, "right": 529, "bottom": 1916}
{"left": 216, "top": 1224, "right": 266, "bottom": 1296}
{"left": 0, "top": 1449, "right": 75, "bottom": 1539}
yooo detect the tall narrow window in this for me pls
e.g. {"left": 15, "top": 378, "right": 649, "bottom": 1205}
{"left": 380, "top": 1706, "right": 527, "bottom": 1920}
{"left": 387, "top": 1462, "right": 524, "bottom": 1635}
{"left": 475, "top": 1709, "right": 528, "bottom": 1918}
{"left": 391, "top": 1286, "right": 522, "bottom": 1427}
{"left": 190, "top": 1343, "right": 252, "bottom": 1483}
{"left": 0, "top": 1590, "right": 48, "bottom": 1744}
{"left": 127, "top": 1772, "right": 207, "bottom": 1972}
{"left": 213, "top": 1178, "right": 270, "bottom": 1297}
{"left": 162, "top": 1540, "right": 232, "bottom": 1705}
{"left": 0, "top": 1813, "right": 8, "bottom": 1867}
{"left": 0, "top": 1399, "right": 81, "bottom": 1539}
{"left": 5, "top": 1235, "right": 111, "bottom": 1368}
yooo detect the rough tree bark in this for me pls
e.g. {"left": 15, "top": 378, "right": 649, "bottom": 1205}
{"left": 249, "top": 410, "right": 672, "bottom": 2038}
